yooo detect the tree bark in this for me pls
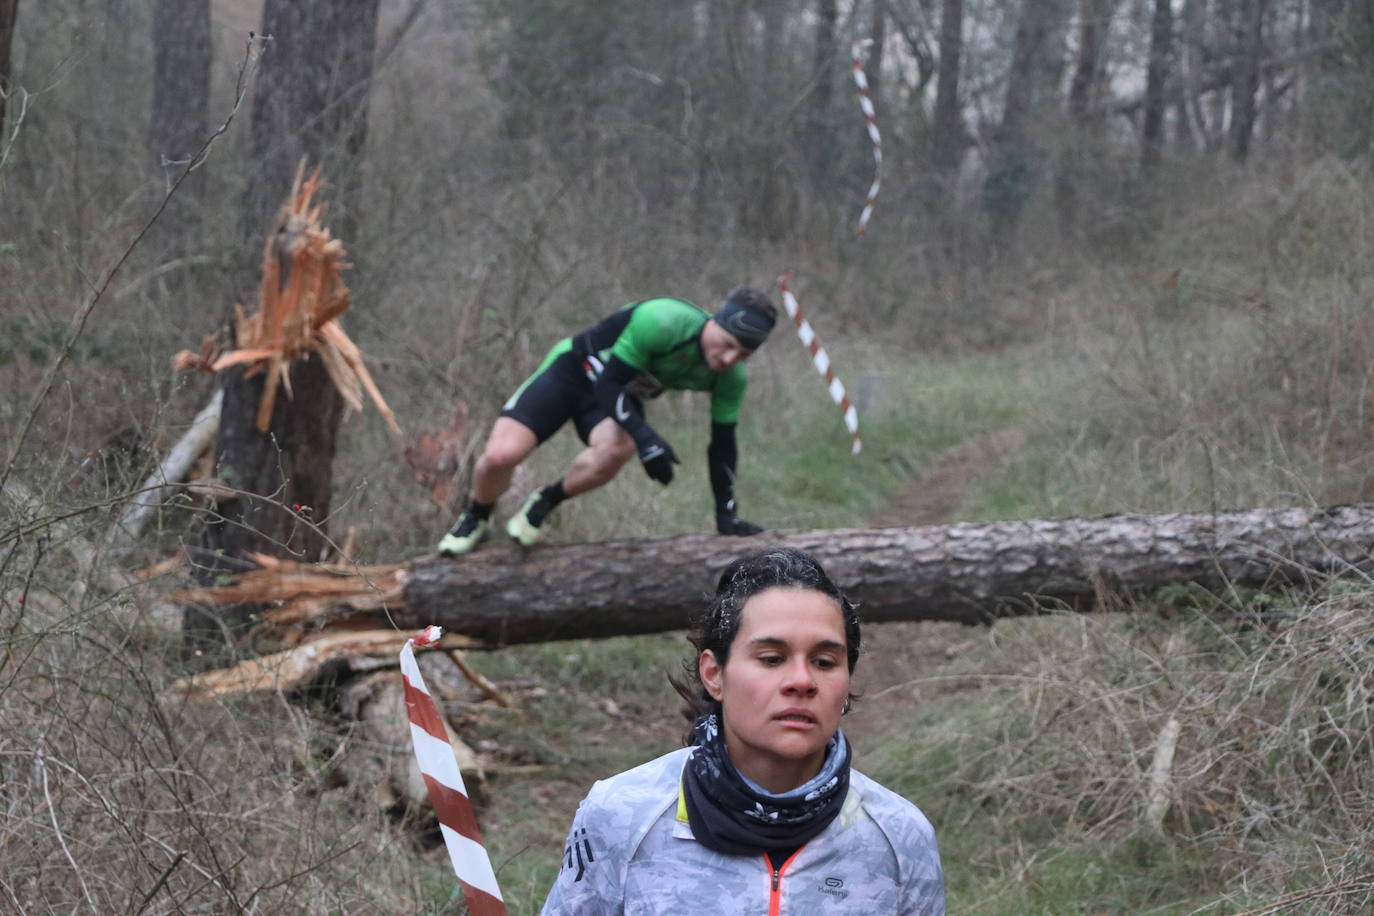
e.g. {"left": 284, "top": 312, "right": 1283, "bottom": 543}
{"left": 197, "top": 0, "right": 382, "bottom": 636}
{"left": 1054, "top": 0, "right": 1116, "bottom": 233}
{"left": 930, "top": 0, "right": 966, "bottom": 182}
{"left": 868, "top": 0, "right": 886, "bottom": 113}
{"left": 1229, "top": 0, "right": 1266, "bottom": 161}
{"left": 0, "top": 0, "right": 17, "bottom": 136}
{"left": 1141, "top": 0, "right": 1174, "bottom": 169}
{"left": 148, "top": 0, "right": 210, "bottom": 179}
{"left": 806, "top": 0, "right": 839, "bottom": 181}
{"left": 984, "top": 0, "right": 1061, "bottom": 243}
{"left": 147, "top": 0, "right": 211, "bottom": 259}
{"left": 241, "top": 0, "right": 381, "bottom": 247}
{"left": 395, "top": 504, "right": 1374, "bottom": 645}
{"left": 1175, "top": 0, "right": 1207, "bottom": 152}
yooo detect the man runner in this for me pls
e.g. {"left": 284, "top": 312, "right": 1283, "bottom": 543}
{"left": 437, "top": 287, "right": 776, "bottom": 555}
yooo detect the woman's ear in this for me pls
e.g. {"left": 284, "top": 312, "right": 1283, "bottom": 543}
{"left": 699, "top": 650, "right": 725, "bottom": 702}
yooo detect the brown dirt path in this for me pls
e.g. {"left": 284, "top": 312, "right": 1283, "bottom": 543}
{"left": 845, "top": 427, "right": 1026, "bottom": 751}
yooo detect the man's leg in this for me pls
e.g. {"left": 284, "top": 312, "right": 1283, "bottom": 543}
{"left": 472, "top": 417, "right": 540, "bottom": 503}
{"left": 438, "top": 418, "right": 540, "bottom": 555}
{"left": 564, "top": 417, "right": 637, "bottom": 495}
{"left": 507, "top": 417, "right": 636, "bottom": 546}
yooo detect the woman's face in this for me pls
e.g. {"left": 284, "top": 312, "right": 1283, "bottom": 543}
{"left": 699, "top": 586, "right": 851, "bottom": 793}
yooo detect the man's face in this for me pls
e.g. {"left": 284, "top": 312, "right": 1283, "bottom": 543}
{"left": 702, "top": 318, "right": 756, "bottom": 371}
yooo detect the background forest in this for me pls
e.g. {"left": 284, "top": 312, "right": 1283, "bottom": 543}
{"left": 2, "top": 0, "right": 1373, "bottom": 912}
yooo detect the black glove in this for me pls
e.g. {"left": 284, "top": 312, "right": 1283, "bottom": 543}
{"left": 638, "top": 436, "right": 680, "bottom": 485}
{"left": 716, "top": 511, "right": 763, "bottom": 536}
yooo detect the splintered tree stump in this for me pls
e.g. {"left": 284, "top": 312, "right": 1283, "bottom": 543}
{"left": 395, "top": 505, "right": 1374, "bottom": 645}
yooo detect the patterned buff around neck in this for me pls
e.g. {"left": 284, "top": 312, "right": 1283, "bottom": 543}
{"left": 682, "top": 713, "right": 851, "bottom": 856}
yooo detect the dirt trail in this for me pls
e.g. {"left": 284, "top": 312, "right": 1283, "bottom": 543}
{"left": 845, "top": 427, "right": 1026, "bottom": 750}
{"left": 869, "top": 427, "right": 1027, "bottom": 529}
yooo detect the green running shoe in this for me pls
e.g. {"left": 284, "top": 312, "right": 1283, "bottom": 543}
{"left": 506, "top": 491, "right": 550, "bottom": 547}
{"left": 437, "top": 512, "right": 491, "bottom": 556}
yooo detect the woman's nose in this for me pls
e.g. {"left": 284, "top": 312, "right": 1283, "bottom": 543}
{"left": 781, "top": 659, "right": 817, "bottom": 694}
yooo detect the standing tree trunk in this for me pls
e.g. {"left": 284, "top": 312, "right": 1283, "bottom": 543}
{"left": 1055, "top": 0, "right": 1115, "bottom": 233}
{"left": 1174, "top": 0, "right": 1206, "bottom": 152}
{"left": 806, "top": 0, "right": 839, "bottom": 182}
{"left": 1141, "top": 0, "right": 1175, "bottom": 169}
{"left": 148, "top": 0, "right": 210, "bottom": 182}
{"left": 930, "top": 0, "right": 966, "bottom": 185}
{"left": 868, "top": 0, "right": 886, "bottom": 113}
{"left": 1229, "top": 0, "right": 1266, "bottom": 161}
{"left": 193, "top": 0, "right": 381, "bottom": 654}
{"left": 147, "top": 0, "right": 211, "bottom": 257}
{"left": 240, "top": 0, "right": 381, "bottom": 246}
{"left": 0, "top": 0, "right": 17, "bottom": 136}
{"left": 984, "top": 0, "right": 1061, "bottom": 245}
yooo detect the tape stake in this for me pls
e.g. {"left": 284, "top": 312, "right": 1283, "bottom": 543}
{"left": 400, "top": 628, "right": 507, "bottom": 915}
{"left": 777, "top": 271, "right": 862, "bottom": 455}
{"left": 851, "top": 38, "right": 883, "bottom": 238}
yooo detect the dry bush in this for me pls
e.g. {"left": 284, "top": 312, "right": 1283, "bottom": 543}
{"left": 938, "top": 585, "right": 1374, "bottom": 910}
{"left": 0, "top": 571, "right": 460, "bottom": 913}
{"left": 986, "top": 157, "right": 1374, "bottom": 516}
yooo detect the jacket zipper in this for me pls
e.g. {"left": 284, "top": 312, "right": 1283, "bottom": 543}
{"left": 765, "top": 849, "right": 804, "bottom": 916}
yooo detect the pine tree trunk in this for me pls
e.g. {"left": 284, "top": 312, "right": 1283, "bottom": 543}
{"left": 192, "top": 0, "right": 380, "bottom": 654}
{"left": 147, "top": 0, "right": 211, "bottom": 257}
{"left": 930, "top": 0, "right": 966, "bottom": 182}
{"left": 396, "top": 505, "right": 1374, "bottom": 645}
{"left": 985, "top": 0, "right": 1061, "bottom": 243}
{"left": 1229, "top": 0, "right": 1266, "bottom": 161}
{"left": 806, "top": 0, "right": 839, "bottom": 181}
{"left": 1055, "top": 0, "right": 1115, "bottom": 232}
{"left": 1141, "top": 0, "right": 1174, "bottom": 169}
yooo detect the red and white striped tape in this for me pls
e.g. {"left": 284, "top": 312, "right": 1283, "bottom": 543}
{"left": 777, "top": 271, "right": 861, "bottom": 455}
{"left": 400, "top": 626, "right": 507, "bottom": 916}
{"left": 851, "top": 38, "right": 882, "bottom": 238}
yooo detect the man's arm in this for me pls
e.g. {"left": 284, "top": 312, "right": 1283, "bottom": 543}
{"left": 707, "top": 422, "right": 762, "bottom": 535}
{"left": 593, "top": 356, "right": 679, "bottom": 485}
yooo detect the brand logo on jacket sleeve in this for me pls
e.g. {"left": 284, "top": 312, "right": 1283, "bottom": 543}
{"left": 562, "top": 826, "right": 597, "bottom": 882}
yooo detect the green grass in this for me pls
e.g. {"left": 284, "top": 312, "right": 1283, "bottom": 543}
{"left": 501, "top": 347, "right": 1041, "bottom": 545}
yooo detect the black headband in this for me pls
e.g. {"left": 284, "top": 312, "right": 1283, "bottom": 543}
{"left": 713, "top": 297, "right": 774, "bottom": 349}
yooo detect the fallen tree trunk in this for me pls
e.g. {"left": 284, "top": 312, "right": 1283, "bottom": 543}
{"left": 396, "top": 504, "right": 1374, "bottom": 644}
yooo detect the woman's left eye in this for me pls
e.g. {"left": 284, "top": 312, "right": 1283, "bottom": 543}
{"left": 813, "top": 657, "right": 838, "bottom": 670}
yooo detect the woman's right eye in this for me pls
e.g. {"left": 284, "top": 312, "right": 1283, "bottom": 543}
{"left": 758, "top": 655, "right": 783, "bottom": 666}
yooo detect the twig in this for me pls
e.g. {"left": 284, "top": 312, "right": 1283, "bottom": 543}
{"left": 0, "top": 86, "right": 28, "bottom": 172}
{"left": 1225, "top": 872, "right": 1374, "bottom": 915}
{"left": 26, "top": 750, "right": 244, "bottom": 910}
{"left": 128, "top": 852, "right": 184, "bottom": 916}
{"left": 444, "top": 648, "right": 516, "bottom": 708}
{"left": 39, "top": 747, "right": 98, "bottom": 911}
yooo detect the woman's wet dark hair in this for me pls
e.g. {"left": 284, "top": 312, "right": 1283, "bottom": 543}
{"left": 672, "top": 546, "right": 861, "bottom": 731}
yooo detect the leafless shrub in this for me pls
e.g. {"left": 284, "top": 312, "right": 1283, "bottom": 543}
{"left": 940, "top": 584, "right": 1373, "bottom": 911}
{"left": 0, "top": 566, "right": 459, "bottom": 913}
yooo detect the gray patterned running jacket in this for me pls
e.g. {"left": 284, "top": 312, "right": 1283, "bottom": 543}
{"left": 541, "top": 747, "right": 945, "bottom": 915}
